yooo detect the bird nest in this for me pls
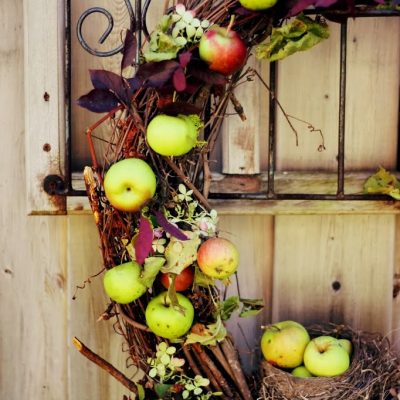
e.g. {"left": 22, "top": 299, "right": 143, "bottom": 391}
{"left": 260, "top": 324, "right": 400, "bottom": 400}
{"left": 73, "top": 1, "right": 400, "bottom": 399}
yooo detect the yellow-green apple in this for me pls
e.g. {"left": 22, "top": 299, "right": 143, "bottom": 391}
{"left": 239, "top": 0, "right": 278, "bottom": 11}
{"left": 145, "top": 291, "right": 194, "bottom": 339}
{"left": 338, "top": 338, "right": 353, "bottom": 355}
{"left": 199, "top": 24, "right": 247, "bottom": 76}
{"left": 104, "top": 158, "right": 157, "bottom": 212}
{"left": 196, "top": 237, "right": 239, "bottom": 279}
{"left": 291, "top": 365, "right": 313, "bottom": 378}
{"left": 146, "top": 114, "right": 201, "bottom": 156}
{"left": 261, "top": 320, "right": 310, "bottom": 369}
{"left": 303, "top": 336, "right": 350, "bottom": 377}
{"left": 160, "top": 267, "right": 194, "bottom": 292}
{"left": 103, "top": 261, "right": 147, "bottom": 304}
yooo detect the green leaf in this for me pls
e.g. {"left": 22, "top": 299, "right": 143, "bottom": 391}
{"left": 218, "top": 296, "right": 240, "bottom": 321}
{"left": 256, "top": 15, "right": 329, "bottom": 62}
{"left": 194, "top": 266, "right": 215, "bottom": 288}
{"left": 239, "top": 298, "right": 264, "bottom": 318}
{"left": 139, "top": 257, "right": 165, "bottom": 288}
{"left": 137, "top": 383, "right": 146, "bottom": 400}
{"left": 185, "top": 317, "right": 227, "bottom": 346}
{"left": 154, "top": 383, "right": 173, "bottom": 398}
{"left": 363, "top": 167, "right": 400, "bottom": 199}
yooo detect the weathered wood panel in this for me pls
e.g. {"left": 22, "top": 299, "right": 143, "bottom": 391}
{"left": 0, "top": 3, "right": 68, "bottom": 399}
{"left": 273, "top": 215, "right": 395, "bottom": 334}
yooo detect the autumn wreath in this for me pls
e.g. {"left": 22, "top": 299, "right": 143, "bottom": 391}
{"left": 73, "top": 1, "right": 399, "bottom": 399}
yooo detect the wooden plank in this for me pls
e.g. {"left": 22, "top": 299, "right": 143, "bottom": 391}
{"left": 221, "top": 58, "right": 269, "bottom": 174}
{"left": 218, "top": 215, "right": 274, "bottom": 372}
{"left": 0, "top": 6, "right": 69, "bottom": 400}
{"left": 275, "top": 22, "right": 341, "bottom": 171}
{"left": 392, "top": 216, "right": 400, "bottom": 354}
{"left": 345, "top": 17, "right": 400, "bottom": 170}
{"left": 68, "top": 215, "right": 133, "bottom": 400}
{"left": 24, "top": 0, "right": 66, "bottom": 214}
{"left": 272, "top": 215, "right": 395, "bottom": 334}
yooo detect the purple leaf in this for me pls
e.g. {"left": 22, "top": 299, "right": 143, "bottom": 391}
{"left": 89, "top": 69, "right": 131, "bottom": 105}
{"left": 188, "top": 60, "right": 227, "bottom": 86}
{"left": 154, "top": 211, "right": 188, "bottom": 241}
{"left": 135, "top": 217, "right": 154, "bottom": 264}
{"left": 121, "top": 29, "right": 137, "bottom": 70}
{"left": 135, "top": 60, "right": 180, "bottom": 88}
{"left": 172, "top": 68, "right": 187, "bottom": 92}
{"left": 76, "top": 89, "right": 119, "bottom": 113}
{"left": 179, "top": 51, "right": 192, "bottom": 68}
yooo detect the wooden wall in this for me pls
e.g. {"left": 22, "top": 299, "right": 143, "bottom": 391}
{"left": 1, "top": 1, "right": 399, "bottom": 399}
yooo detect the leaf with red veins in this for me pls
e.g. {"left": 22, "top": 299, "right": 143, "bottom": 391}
{"left": 76, "top": 89, "right": 119, "bottom": 113}
{"left": 179, "top": 51, "right": 192, "bottom": 68}
{"left": 121, "top": 29, "right": 137, "bottom": 70}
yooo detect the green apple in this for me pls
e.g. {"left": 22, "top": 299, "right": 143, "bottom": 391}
{"left": 197, "top": 237, "right": 239, "bottom": 280}
{"left": 303, "top": 336, "right": 350, "bottom": 377}
{"left": 338, "top": 338, "right": 353, "bottom": 355}
{"left": 199, "top": 24, "right": 247, "bottom": 76}
{"left": 260, "top": 320, "right": 310, "bottom": 369}
{"left": 145, "top": 291, "right": 194, "bottom": 339}
{"left": 239, "top": 0, "right": 278, "bottom": 11}
{"left": 291, "top": 365, "right": 313, "bottom": 378}
{"left": 103, "top": 261, "right": 147, "bottom": 304}
{"left": 104, "top": 158, "right": 157, "bottom": 212}
{"left": 146, "top": 114, "right": 201, "bottom": 156}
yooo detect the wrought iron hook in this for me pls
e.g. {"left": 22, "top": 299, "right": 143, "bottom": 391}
{"left": 76, "top": 0, "right": 136, "bottom": 57}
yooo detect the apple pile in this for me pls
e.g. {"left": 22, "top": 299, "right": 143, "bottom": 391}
{"left": 261, "top": 320, "right": 353, "bottom": 378}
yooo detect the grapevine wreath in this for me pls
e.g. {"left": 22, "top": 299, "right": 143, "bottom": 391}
{"left": 73, "top": 1, "right": 400, "bottom": 399}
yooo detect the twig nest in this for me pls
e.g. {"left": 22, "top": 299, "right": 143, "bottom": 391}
{"left": 260, "top": 323, "right": 400, "bottom": 399}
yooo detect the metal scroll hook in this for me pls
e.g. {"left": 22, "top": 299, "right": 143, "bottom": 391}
{"left": 76, "top": 0, "right": 135, "bottom": 57}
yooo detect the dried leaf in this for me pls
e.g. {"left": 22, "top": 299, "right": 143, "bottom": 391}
{"left": 76, "top": 89, "right": 119, "bottom": 113}
{"left": 135, "top": 217, "right": 154, "bottom": 264}
{"left": 239, "top": 298, "right": 264, "bottom": 318}
{"left": 140, "top": 257, "right": 166, "bottom": 288}
{"left": 256, "top": 15, "right": 329, "bottom": 62}
{"left": 154, "top": 210, "right": 189, "bottom": 240}
{"left": 162, "top": 232, "right": 201, "bottom": 275}
{"left": 364, "top": 167, "right": 400, "bottom": 199}
{"left": 185, "top": 318, "right": 227, "bottom": 346}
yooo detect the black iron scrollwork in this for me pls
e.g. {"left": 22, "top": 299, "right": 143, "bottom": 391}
{"left": 77, "top": 0, "right": 137, "bottom": 57}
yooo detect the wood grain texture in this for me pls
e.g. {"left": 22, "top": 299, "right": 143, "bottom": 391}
{"left": 24, "top": 0, "right": 66, "bottom": 213}
{"left": 221, "top": 58, "right": 269, "bottom": 174}
{"left": 1, "top": 2, "right": 68, "bottom": 398}
{"left": 218, "top": 215, "right": 274, "bottom": 372}
{"left": 273, "top": 215, "right": 395, "bottom": 334}
{"left": 68, "top": 215, "right": 136, "bottom": 400}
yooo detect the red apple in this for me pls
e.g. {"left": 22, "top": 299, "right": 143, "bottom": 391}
{"left": 160, "top": 267, "right": 194, "bottom": 292}
{"left": 197, "top": 237, "right": 239, "bottom": 279}
{"left": 199, "top": 24, "right": 247, "bottom": 76}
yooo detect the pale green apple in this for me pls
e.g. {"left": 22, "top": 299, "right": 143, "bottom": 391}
{"left": 261, "top": 320, "right": 310, "bottom": 369}
{"left": 146, "top": 114, "right": 200, "bottom": 156}
{"left": 103, "top": 158, "right": 157, "bottom": 212}
{"left": 303, "top": 335, "right": 350, "bottom": 377}
{"left": 291, "top": 365, "right": 313, "bottom": 378}
{"left": 239, "top": 0, "right": 278, "bottom": 11}
{"left": 103, "top": 261, "right": 147, "bottom": 304}
{"left": 145, "top": 291, "right": 194, "bottom": 339}
{"left": 338, "top": 338, "right": 353, "bottom": 355}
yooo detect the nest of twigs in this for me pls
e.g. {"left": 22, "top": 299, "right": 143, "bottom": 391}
{"left": 260, "top": 323, "right": 400, "bottom": 400}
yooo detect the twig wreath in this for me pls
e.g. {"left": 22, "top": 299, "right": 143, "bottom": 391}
{"left": 74, "top": 1, "right": 400, "bottom": 399}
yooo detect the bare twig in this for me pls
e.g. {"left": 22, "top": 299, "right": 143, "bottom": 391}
{"left": 73, "top": 337, "right": 138, "bottom": 394}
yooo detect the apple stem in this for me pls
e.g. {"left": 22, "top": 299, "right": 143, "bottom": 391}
{"left": 226, "top": 15, "right": 235, "bottom": 35}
